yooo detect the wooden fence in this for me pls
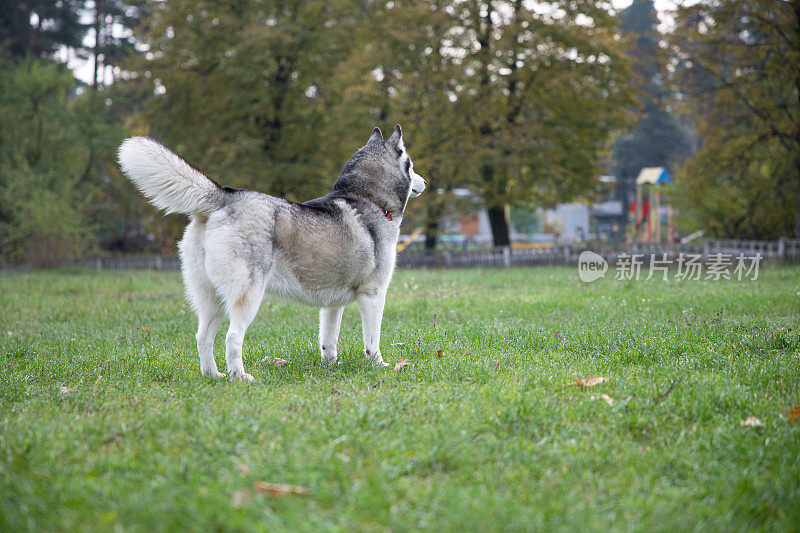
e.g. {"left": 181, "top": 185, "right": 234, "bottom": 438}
{"left": 55, "top": 238, "right": 800, "bottom": 271}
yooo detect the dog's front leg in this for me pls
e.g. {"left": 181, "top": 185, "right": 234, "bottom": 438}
{"left": 357, "top": 291, "right": 389, "bottom": 367}
{"left": 319, "top": 306, "right": 344, "bottom": 364}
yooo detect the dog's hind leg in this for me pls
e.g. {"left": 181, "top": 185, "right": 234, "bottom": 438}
{"left": 319, "top": 306, "right": 345, "bottom": 364}
{"left": 180, "top": 219, "right": 225, "bottom": 378}
{"left": 223, "top": 285, "right": 264, "bottom": 382}
{"left": 194, "top": 298, "right": 225, "bottom": 378}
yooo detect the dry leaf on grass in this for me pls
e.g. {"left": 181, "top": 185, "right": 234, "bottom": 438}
{"left": 141, "top": 327, "right": 153, "bottom": 332}
{"left": 741, "top": 416, "right": 763, "bottom": 428}
{"left": 392, "top": 342, "right": 407, "bottom": 349}
{"left": 58, "top": 385, "right": 70, "bottom": 394}
{"left": 273, "top": 358, "right": 290, "bottom": 367}
{"left": 591, "top": 393, "right": 614, "bottom": 406}
{"left": 573, "top": 376, "right": 609, "bottom": 387}
{"left": 436, "top": 349, "right": 445, "bottom": 358}
{"left": 394, "top": 358, "right": 409, "bottom": 371}
{"left": 252, "top": 481, "right": 309, "bottom": 497}
{"left": 786, "top": 406, "right": 800, "bottom": 423}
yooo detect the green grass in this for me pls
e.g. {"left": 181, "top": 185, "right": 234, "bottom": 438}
{"left": 1, "top": 266, "right": 799, "bottom": 531}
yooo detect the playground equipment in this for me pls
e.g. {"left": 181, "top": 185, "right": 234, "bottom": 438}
{"left": 628, "top": 167, "right": 674, "bottom": 242}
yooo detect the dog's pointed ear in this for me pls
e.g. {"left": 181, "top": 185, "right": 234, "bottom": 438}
{"left": 387, "top": 124, "right": 404, "bottom": 150}
{"left": 368, "top": 127, "right": 383, "bottom": 144}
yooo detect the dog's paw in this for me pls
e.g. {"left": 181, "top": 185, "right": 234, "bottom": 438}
{"left": 202, "top": 368, "right": 226, "bottom": 379}
{"left": 229, "top": 370, "right": 255, "bottom": 382}
{"left": 365, "top": 350, "right": 390, "bottom": 367}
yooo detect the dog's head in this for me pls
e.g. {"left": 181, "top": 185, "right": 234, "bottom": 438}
{"left": 334, "top": 125, "right": 426, "bottom": 214}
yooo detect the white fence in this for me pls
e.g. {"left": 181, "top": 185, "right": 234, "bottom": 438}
{"left": 396, "top": 238, "right": 800, "bottom": 268}
{"left": 3, "top": 238, "right": 796, "bottom": 271}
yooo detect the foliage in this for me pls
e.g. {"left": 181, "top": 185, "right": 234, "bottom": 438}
{"left": 611, "top": 0, "right": 688, "bottom": 185}
{"left": 670, "top": 0, "right": 800, "bottom": 238}
{"left": 0, "top": 0, "right": 85, "bottom": 59}
{"left": 0, "top": 58, "right": 89, "bottom": 266}
{"left": 673, "top": 121, "right": 796, "bottom": 240}
{"left": 450, "top": 0, "right": 635, "bottom": 245}
{"left": 1, "top": 267, "right": 799, "bottom": 528}
{"left": 124, "top": 0, "right": 634, "bottom": 248}
{"left": 0, "top": 57, "right": 127, "bottom": 265}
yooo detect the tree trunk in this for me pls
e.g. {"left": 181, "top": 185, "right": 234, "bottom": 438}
{"left": 92, "top": 0, "right": 103, "bottom": 90}
{"left": 424, "top": 230, "right": 437, "bottom": 250}
{"left": 424, "top": 200, "right": 445, "bottom": 251}
{"left": 795, "top": 155, "right": 800, "bottom": 238}
{"left": 487, "top": 205, "right": 510, "bottom": 247}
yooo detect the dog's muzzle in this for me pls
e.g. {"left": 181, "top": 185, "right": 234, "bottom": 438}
{"left": 410, "top": 173, "right": 426, "bottom": 197}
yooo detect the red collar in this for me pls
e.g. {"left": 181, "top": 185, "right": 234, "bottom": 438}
{"left": 381, "top": 208, "right": 393, "bottom": 221}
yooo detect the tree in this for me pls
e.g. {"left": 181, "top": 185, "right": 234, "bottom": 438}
{"left": 86, "top": 0, "right": 144, "bottom": 90}
{"left": 671, "top": 0, "right": 800, "bottom": 238}
{"left": 0, "top": 59, "right": 90, "bottom": 266}
{"left": 611, "top": 0, "right": 688, "bottom": 220}
{"left": 453, "top": 0, "right": 633, "bottom": 246}
{"left": 0, "top": 1, "right": 85, "bottom": 59}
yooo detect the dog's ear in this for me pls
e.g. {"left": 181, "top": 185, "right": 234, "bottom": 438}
{"left": 387, "top": 124, "right": 404, "bottom": 151}
{"left": 368, "top": 127, "right": 383, "bottom": 145}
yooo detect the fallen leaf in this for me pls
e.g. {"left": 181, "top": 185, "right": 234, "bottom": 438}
{"left": 141, "top": 327, "right": 153, "bottom": 332}
{"left": 392, "top": 342, "right": 407, "bottom": 349}
{"left": 436, "top": 349, "right": 444, "bottom": 358}
{"left": 591, "top": 393, "right": 614, "bottom": 406}
{"left": 787, "top": 406, "right": 800, "bottom": 423}
{"left": 95, "top": 375, "right": 103, "bottom": 384}
{"left": 573, "top": 376, "right": 609, "bottom": 387}
{"left": 232, "top": 489, "right": 252, "bottom": 508}
{"left": 252, "top": 481, "right": 309, "bottom": 497}
{"left": 274, "top": 358, "right": 290, "bottom": 367}
{"left": 727, "top": 353, "right": 733, "bottom": 360}
{"left": 58, "top": 385, "right": 71, "bottom": 394}
{"left": 741, "top": 416, "right": 763, "bottom": 428}
{"left": 394, "top": 358, "right": 409, "bottom": 371}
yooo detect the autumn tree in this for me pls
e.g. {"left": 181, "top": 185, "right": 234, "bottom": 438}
{"left": 453, "top": 0, "right": 633, "bottom": 246}
{"left": 671, "top": 0, "right": 800, "bottom": 238}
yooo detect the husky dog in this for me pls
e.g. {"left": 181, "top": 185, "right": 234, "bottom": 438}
{"left": 118, "top": 125, "right": 425, "bottom": 380}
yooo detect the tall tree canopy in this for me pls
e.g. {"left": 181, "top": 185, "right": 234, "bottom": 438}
{"left": 611, "top": 0, "right": 688, "bottom": 205}
{"left": 127, "top": 0, "right": 633, "bottom": 248}
{"left": 671, "top": 0, "right": 800, "bottom": 239}
{"left": 453, "top": 0, "right": 634, "bottom": 245}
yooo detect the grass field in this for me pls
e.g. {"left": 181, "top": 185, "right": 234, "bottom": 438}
{"left": 1, "top": 265, "right": 799, "bottom": 531}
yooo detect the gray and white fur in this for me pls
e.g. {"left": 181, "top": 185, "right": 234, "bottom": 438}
{"left": 118, "top": 125, "right": 425, "bottom": 380}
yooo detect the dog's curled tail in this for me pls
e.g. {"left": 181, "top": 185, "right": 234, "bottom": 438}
{"left": 118, "top": 137, "right": 224, "bottom": 217}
